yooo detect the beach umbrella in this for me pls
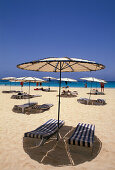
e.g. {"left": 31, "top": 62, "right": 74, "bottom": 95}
{"left": 43, "top": 76, "right": 56, "bottom": 89}
{"left": 80, "top": 77, "right": 107, "bottom": 97}
{"left": 17, "top": 57, "right": 105, "bottom": 140}
{"left": 57, "top": 77, "right": 77, "bottom": 85}
{"left": 43, "top": 76, "right": 56, "bottom": 80}
{"left": 80, "top": 77, "right": 107, "bottom": 83}
{"left": 80, "top": 77, "right": 107, "bottom": 89}
{"left": 57, "top": 78, "right": 77, "bottom": 82}
{"left": 15, "top": 77, "right": 45, "bottom": 103}
{"left": 57, "top": 77, "right": 77, "bottom": 88}
{"left": 2, "top": 77, "right": 17, "bottom": 90}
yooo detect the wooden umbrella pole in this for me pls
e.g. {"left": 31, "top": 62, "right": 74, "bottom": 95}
{"left": 57, "top": 61, "right": 61, "bottom": 141}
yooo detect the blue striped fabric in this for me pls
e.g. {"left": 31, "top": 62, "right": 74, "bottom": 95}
{"left": 24, "top": 119, "right": 65, "bottom": 139}
{"left": 68, "top": 123, "right": 95, "bottom": 147}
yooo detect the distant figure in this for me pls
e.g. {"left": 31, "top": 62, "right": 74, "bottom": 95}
{"left": 100, "top": 82, "right": 104, "bottom": 92}
{"left": 20, "top": 82, "right": 23, "bottom": 87}
{"left": 85, "top": 83, "right": 87, "bottom": 88}
{"left": 36, "top": 82, "right": 39, "bottom": 86}
{"left": 40, "top": 82, "right": 42, "bottom": 86}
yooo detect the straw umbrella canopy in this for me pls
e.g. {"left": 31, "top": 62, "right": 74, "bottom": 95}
{"left": 17, "top": 57, "right": 105, "bottom": 139}
{"left": 2, "top": 77, "right": 17, "bottom": 90}
{"left": 15, "top": 77, "right": 45, "bottom": 103}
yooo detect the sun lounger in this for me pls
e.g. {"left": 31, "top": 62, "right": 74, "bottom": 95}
{"left": 34, "top": 88, "right": 43, "bottom": 90}
{"left": 69, "top": 91, "right": 78, "bottom": 96}
{"left": 35, "top": 104, "right": 53, "bottom": 110}
{"left": 13, "top": 103, "right": 53, "bottom": 113}
{"left": 34, "top": 88, "right": 50, "bottom": 91}
{"left": 68, "top": 123, "right": 95, "bottom": 150}
{"left": 13, "top": 102, "right": 38, "bottom": 113}
{"left": 24, "top": 119, "right": 65, "bottom": 146}
{"left": 2, "top": 90, "right": 22, "bottom": 93}
{"left": 11, "top": 93, "right": 41, "bottom": 99}
{"left": 87, "top": 89, "right": 105, "bottom": 95}
{"left": 58, "top": 90, "right": 78, "bottom": 97}
{"left": 77, "top": 98, "right": 106, "bottom": 105}
{"left": 42, "top": 88, "right": 50, "bottom": 92}
{"left": 25, "top": 103, "right": 54, "bottom": 113}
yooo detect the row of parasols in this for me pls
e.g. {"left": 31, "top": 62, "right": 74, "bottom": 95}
{"left": 2, "top": 76, "right": 107, "bottom": 88}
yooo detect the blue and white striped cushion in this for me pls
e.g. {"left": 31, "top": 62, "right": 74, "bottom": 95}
{"left": 68, "top": 123, "right": 95, "bottom": 147}
{"left": 24, "top": 119, "right": 65, "bottom": 139}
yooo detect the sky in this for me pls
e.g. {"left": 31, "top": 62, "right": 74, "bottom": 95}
{"left": 0, "top": 0, "right": 115, "bottom": 81}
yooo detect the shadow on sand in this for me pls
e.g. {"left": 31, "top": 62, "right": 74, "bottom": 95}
{"left": 23, "top": 125, "right": 102, "bottom": 166}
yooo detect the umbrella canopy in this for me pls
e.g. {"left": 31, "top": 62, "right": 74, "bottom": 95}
{"left": 17, "top": 57, "right": 105, "bottom": 140}
{"left": 57, "top": 78, "right": 77, "bottom": 82}
{"left": 17, "top": 57, "right": 105, "bottom": 72}
{"left": 57, "top": 77, "right": 77, "bottom": 86}
{"left": 43, "top": 76, "right": 56, "bottom": 80}
{"left": 2, "top": 77, "right": 17, "bottom": 90}
{"left": 80, "top": 77, "right": 107, "bottom": 83}
{"left": 2, "top": 77, "right": 16, "bottom": 80}
{"left": 16, "top": 77, "right": 45, "bottom": 83}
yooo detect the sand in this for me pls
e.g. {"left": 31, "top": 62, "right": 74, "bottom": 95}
{"left": 0, "top": 85, "right": 115, "bottom": 170}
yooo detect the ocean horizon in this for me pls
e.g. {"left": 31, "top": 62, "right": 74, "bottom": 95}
{"left": 0, "top": 80, "right": 115, "bottom": 88}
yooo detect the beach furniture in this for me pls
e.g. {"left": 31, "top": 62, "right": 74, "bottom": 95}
{"left": 13, "top": 103, "right": 53, "bottom": 113}
{"left": 2, "top": 90, "right": 22, "bottom": 93}
{"left": 34, "top": 87, "right": 50, "bottom": 91}
{"left": 25, "top": 103, "right": 54, "bottom": 113}
{"left": 70, "top": 91, "right": 78, "bottom": 96}
{"left": 77, "top": 98, "right": 106, "bottom": 105}
{"left": 58, "top": 90, "right": 78, "bottom": 97}
{"left": 13, "top": 102, "right": 38, "bottom": 113}
{"left": 68, "top": 123, "right": 95, "bottom": 151}
{"left": 87, "top": 89, "right": 105, "bottom": 95}
{"left": 24, "top": 119, "right": 65, "bottom": 146}
{"left": 42, "top": 88, "right": 50, "bottom": 92}
{"left": 34, "top": 87, "right": 43, "bottom": 90}
{"left": 32, "top": 104, "right": 53, "bottom": 110}
{"left": 11, "top": 92, "right": 41, "bottom": 99}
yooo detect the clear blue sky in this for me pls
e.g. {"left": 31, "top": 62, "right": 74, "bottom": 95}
{"left": 0, "top": 0, "right": 115, "bottom": 80}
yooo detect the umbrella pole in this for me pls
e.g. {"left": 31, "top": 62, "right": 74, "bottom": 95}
{"left": 10, "top": 81, "right": 11, "bottom": 91}
{"left": 89, "top": 81, "right": 92, "bottom": 99}
{"left": 57, "top": 62, "right": 61, "bottom": 141}
{"left": 49, "top": 78, "right": 50, "bottom": 90}
{"left": 28, "top": 82, "right": 30, "bottom": 104}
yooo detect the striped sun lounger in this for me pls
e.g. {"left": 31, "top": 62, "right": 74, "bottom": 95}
{"left": 68, "top": 123, "right": 95, "bottom": 148}
{"left": 24, "top": 119, "right": 65, "bottom": 146}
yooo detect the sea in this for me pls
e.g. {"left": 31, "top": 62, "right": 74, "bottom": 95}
{"left": 0, "top": 80, "right": 115, "bottom": 88}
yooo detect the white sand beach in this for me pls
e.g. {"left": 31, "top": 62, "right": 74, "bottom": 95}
{"left": 0, "top": 86, "right": 115, "bottom": 170}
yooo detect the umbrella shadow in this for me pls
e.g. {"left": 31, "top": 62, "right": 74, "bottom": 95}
{"left": 23, "top": 125, "right": 102, "bottom": 166}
